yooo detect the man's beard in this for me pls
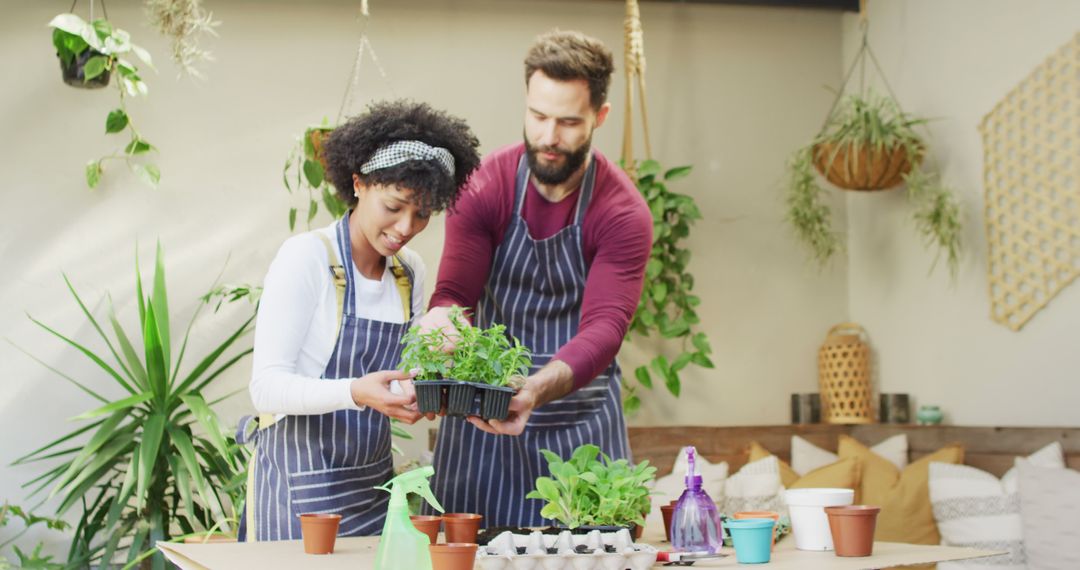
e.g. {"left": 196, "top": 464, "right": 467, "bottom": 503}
{"left": 524, "top": 132, "right": 592, "bottom": 186}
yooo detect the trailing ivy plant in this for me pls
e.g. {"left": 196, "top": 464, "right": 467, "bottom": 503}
{"left": 526, "top": 444, "right": 656, "bottom": 529}
{"left": 400, "top": 306, "right": 531, "bottom": 388}
{"left": 785, "top": 91, "right": 963, "bottom": 276}
{"left": 622, "top": 159, "right": 714, "bottom": 414}
{"left": 48, "top": 14, "right": 159, "bottom": 189}
{"left": 283, "top": 122, "right": 348, "bottom": 231}
{"left": 11, "top": 243, "right": 253, "bottom": 569}
{"left": 0, "top": 503, "right": 69, "bottom": 570}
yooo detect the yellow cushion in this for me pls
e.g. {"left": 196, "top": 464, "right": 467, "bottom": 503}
{"left": 747, "top": 441, "right": 861, "bottom": 491}
{"left": 837, "top": 434, "right": 964, "bottom": 545}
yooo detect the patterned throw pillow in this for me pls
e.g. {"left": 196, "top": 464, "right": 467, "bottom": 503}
{"left": 792, "top": 434, "right": 908, "bottom": 476}
{"left": 721, "top": 455, "right": 785, "bottom": 515}
{"left": 1018, "top": 459, "right": 1080, "bottom": 570}
{"left": 930, "top": 442, "right": 1064, "bottom": 570}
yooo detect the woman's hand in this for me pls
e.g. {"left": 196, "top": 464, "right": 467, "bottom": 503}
{"left": 351, "top": 370, "right": 422, "bottom": 424}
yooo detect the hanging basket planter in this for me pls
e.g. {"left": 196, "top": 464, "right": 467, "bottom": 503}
{"left": 811, "top": 141, "right": 922, "bottom": 191}
{"left": 304, "top": 126, "right": 335, "bottom": 172}
{"left": 59, "top": 48, "right": 111, "bottom": 89}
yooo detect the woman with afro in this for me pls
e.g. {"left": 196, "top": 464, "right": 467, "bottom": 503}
{"left": 240, "top": 100, "right": 481, "bottom": 540}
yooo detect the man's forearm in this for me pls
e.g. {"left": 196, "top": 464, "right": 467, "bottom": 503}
{"left": 525, "top": 359, "right": 575, "bottom": 408}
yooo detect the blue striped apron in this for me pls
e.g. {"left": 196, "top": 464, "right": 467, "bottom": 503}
{"left": 238, "top": 214, "right": 413, "bottom": 540}
{"left": 431, "top": 153, "right": 631, "bottom": 527}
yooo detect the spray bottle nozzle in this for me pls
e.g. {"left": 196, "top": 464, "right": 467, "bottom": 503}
{"left": 684, "top": 446, "right": 702, "bottom": 489}
{"left": 376, "top": 465, "right": 445, "bottom": 513}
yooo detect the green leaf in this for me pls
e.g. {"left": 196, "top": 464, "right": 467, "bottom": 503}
{"left": 663, "top": 165, "right": 693, "bottom": 181}
{"left": 307, "top": 199, "right": 318, "bottom": 224}
{"left": 672, "top": 352, "right": 693, "bottom": 372}
{"left": 132, "top": 163, "right": 161, "bottom": 187}
{"left": 85, "top": 160, "right": 102, "bottom": 189}
{"left": 651, "top": 282, "right": 668, "bottom": 304}
{"left": 106, "top": 109, "right": 129, "bottom": 134}
{"left": 303, "top": 159, "right": 324, "bottom": 188}
{"left": 107, "top": 296, "right": 149, "bottom": 390}
{"left": 288, "top": 207, "right": 297, "bottom": 231}
{"left": 136, "top": 414, "right": 166, "bottom": 510}
{"left": 125, "top": 139, "right": 154, "bottom": 155}
{"left": 151, "top": 242, "right": 171, "bottom": 377}
{"left": 70, "top": 392, "right": 153, "bottom": 421}
{"left": 633, "top": 365, "right": 652, "bottom": 389}
{"left": 664, "top": 366, "right": 681, "bottom": 397}
{"left": 692, "top": 332, "right": 711, "bottom": 354}
{"left": 142, "top": 304, "right": 168, "bottom": 403}
{"left": 180, "top": 394, "right": 230, "bottom": 462}
{"left": 638, "top": 160, "right": 662, "bottom": 177}
{"left": 691, "top": 352, "right": 715, "bottom": 368}
{"left": 83, "top": 55, "right": 109, "bottom": 81}
{"left": 622, "top": 394, "right": 641, "bottom": 415}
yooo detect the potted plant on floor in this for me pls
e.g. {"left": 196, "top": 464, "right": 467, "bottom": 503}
{"left": 11, "top": 243, "right": 254, "bottom": 569}
{"left": 282, "top": 121, "right": 348, "bottom": 230}
{"left": 401, "top": 306, "right": 530, "bottom": 420}
{"left": 527, "top": 444, "right": 656, "bottom": 537}
{"left": 48, "top": 13, "right": 160, "bottom": 189}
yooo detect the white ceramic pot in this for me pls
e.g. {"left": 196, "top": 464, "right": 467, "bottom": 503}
{"left": 784, "top": 488, "right": 855, "bottom": 551}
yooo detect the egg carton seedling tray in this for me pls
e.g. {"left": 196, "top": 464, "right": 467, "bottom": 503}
{"left": 414, "top": 379, "right": 516, "bottom": 420}
{"left": 476, "top": 528, "right": 657, "bottom": 570}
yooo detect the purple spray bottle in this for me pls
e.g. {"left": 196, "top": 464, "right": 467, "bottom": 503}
{"left": 670, "top": 446, "right": 724, "bottom": 553}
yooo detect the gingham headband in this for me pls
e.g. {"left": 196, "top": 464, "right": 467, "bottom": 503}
{"left": 359, "top": 140, "right": 455, "bottom": 177}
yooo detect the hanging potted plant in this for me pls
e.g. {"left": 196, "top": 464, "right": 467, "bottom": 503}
{"left": 145, "top": 0, "right": 220, "bottom": 78}
{"left": 282, "top": 121, "right": 348, "bottom": 230}
{"left": 526, "top": 444, "right": 656, "bottom": 537}
{"left": 400, "top": 306, "right": 530, "bottom": 421}
{"left": 48, "top": 13, "right": 160, "bottom": 189}
{"left": 784, "top": 30, "right": 963, "bottom": 276}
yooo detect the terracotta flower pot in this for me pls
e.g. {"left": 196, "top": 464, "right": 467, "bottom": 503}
{"left": 298, "top": 513, "right": 341, "bottom": 554}
{"left": 442, "top": 513, "right": 483, "bottom": 544}
{"left": 734, "top": 511, "right": 781, "bottom": 550}
{"left": 661, "top": 501, "right": 677, "bottom": 542}
{"left": 825, "top": 505, "right": 881, "bottom": 557}
{"left": 411, "top": 515, "right": 443, "bottom": 545}
{"left": 429, "top": 542, "right": 478, "bottom": 570}
{"left": 812, "top": 141, "right": 921, "bottom": 191}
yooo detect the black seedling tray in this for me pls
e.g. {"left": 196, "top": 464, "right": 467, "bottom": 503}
{"left": 413, "top": 379, "right": 517, "bottom": 420}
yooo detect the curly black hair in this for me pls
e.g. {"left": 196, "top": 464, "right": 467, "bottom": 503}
{"left": 323, "top": 100, "right": 481, "bottom": 215}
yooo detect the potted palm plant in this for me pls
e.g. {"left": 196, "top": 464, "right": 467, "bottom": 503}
{"left": 11, "top": 243, "right": 254, "bottom": 569}
{"left": 785, "top": 91, "right": 963, "bottom": 276}
{"left": 48, "top": 13, "right": 159, "bottom": 189}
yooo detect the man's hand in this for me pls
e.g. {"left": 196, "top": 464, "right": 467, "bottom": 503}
{"left": 351, "top": 370, "right": 421, "bottom": 424}
{"left": 415, "top": 305, "right": 461, "bottom": 352}
{"left": 466, "top": 360, "right": 574, "bottom": 436}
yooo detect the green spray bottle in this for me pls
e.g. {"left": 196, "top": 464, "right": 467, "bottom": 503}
{"left": 373, "top": 466, "right": 444, "bottom": 570}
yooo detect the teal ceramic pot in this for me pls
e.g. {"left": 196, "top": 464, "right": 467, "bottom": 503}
{"left": 916, "top": 405, "right": 943, "bottom": 425}
{"left": 727, "top": 518, "right": 775, "bottom": 564}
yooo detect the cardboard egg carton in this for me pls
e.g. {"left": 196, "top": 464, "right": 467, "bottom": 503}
{"left": 475, "top": 528, "right": 658, "bottom": 570}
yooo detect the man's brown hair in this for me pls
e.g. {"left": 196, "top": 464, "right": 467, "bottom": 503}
{"left": 524, "top": 30, "right": 614, "bottom": 110}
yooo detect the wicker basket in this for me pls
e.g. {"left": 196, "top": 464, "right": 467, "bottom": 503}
{"left": 818, "top": 322, "right": 874, "bottom": 424}
{"left": 812, "top": 142, "right": 921, "bottom": 191}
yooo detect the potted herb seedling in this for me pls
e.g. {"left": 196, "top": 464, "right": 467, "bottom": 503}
{"left": 48, "top": 14, "right": 159, "bottom": 188}
{"left": 400, "top": 306, "right": 531, "bottom": 420}
{"left": 282, "top": 120, "right": 348, "bottom": 231}
{"left": 526, "top": 444, "right": 656, "bottom": 537}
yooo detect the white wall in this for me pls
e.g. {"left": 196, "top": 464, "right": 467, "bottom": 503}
{"left": 842, "top": 0, "right": 1080, "bottom": 426}
{"left": 0, "top": 0, "right": 848, "bottom": 552}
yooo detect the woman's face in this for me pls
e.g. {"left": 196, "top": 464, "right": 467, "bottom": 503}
{"left": 352, "top": 176, "right": 431, "bottom": 257}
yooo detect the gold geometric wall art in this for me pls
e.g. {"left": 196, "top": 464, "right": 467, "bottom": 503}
{"left": 980, "top": 32, "right": 1080, "bottom": 332}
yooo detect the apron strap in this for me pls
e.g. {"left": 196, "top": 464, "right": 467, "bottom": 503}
{"left": 388, "top": 255, "right": 413, "bottom": 323}
{"left": 314, "top": 232, "right": 348, "bottom": 336}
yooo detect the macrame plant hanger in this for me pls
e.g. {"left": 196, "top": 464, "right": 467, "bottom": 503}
{"left": 620, "top": 0, "right": 652, "bottom": 178}
{"left": 69, "top": 0, "right": 108, "bottom": 21}
{"left": 335, "top": 0, "right": 393, "bottom": 125}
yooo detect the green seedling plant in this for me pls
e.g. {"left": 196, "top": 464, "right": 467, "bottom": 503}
{"left": 48, "top": 14, "right": 159, "bottom": 189}
{"left": 526, "top": 444, "right": 656, "bottom": 529}
{"left": 400, "top": 306, "right": 531, "bottom": 387}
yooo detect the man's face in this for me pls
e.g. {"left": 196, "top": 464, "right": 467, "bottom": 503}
{"left": 523, "top": 70, "right": 610, "bottom": 185}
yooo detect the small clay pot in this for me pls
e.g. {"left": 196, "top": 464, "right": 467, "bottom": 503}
{"left": 825, "top": 505, "right": 880, "bottom": 557}
{"left": 411, "top": 515, "right": 442, "bottom": 545}
{"left": 442, "top": 513, "right": 483, "bottom": 544}
{"left": 660, "top": 501, "right": 677, "bottom": 542}
{"left": 734, "top": 511, "right": 781, "bottom": 550}
{"left": 298, "top": 513, "right": 341, "bottom": 554}
{"left": 429, "top": 543, "right": 478, "bottom": 570}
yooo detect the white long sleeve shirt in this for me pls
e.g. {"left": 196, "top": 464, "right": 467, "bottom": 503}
{"left": 249, "top": 223, "right": 425, "bottom": 415}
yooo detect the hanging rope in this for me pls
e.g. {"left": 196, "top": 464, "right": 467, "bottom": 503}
{"left": 621, "top": 0, "right": 653, "bottom": 174}
{"left": 334, "top": 1, "right": 391, "bottom": 125}
{"left": 69, "top": 0, "right": 108, "bottom": 21}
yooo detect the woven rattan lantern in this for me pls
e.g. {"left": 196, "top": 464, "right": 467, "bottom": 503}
{"left": 818, "top": 323, "right": 874, "bottom": 424}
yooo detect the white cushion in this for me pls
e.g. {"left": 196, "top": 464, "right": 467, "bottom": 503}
{"left": 721, "top": 455, "right": 785, "bottom": 515}
{"left": 645, "top": 447, "right": 728, "bottom": 534}
{"left": 930, "top": 442, "right": 1064, "bottom": 570}
{"left": 1018, "top": 459, "right": 1080, "bottom": 570}
{"left": 790, "top": 434, "right": 908, "bottom": 475}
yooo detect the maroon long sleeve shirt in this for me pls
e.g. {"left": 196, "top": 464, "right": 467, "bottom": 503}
{"left": 430, "top": 143, "right": 653, "bottom": 389}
